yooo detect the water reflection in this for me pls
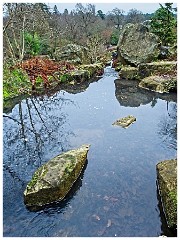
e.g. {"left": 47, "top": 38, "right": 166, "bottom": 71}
{"left": 3, "top": 93, "right": 75, "bottom": 183}
{"left": 158, "top": 102, "right": 177, "bottom": 150}
{"left": 114, "top": 79, "right": 177, "bottom": 107}
{"left": 3, "top": 67, "right": 177, "bottom": 237}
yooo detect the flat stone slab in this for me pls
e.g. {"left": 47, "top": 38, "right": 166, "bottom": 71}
{"left": 24, "top": 144, "right": 90, "bottom": 207}
{"left": 112, "top": 115, "right": 136, "bottom": 128}
{"left": 156, "top": 159, "right": 177, "bottom": 229}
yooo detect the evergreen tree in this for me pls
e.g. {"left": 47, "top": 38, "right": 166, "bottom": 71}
{"left": 53, "top": 5, "right": 59, "bottom": 15}
{"left": 150, "top": 3, "right": 177, "bottom": 46}
{"left": 97, "top": 10, "right": 105, "bottom": 20}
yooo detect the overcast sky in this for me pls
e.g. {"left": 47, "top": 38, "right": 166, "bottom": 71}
{"left": 47, "top": 1, "right": 177, "bottom": 14}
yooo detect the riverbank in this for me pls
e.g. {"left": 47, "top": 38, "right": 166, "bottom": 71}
{"left": 3, "top": 60, "right": 106, "bottom": 112}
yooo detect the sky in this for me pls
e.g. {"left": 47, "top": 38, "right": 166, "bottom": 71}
{"left": 47, "top": 1, "right": 178, "bottom": 14}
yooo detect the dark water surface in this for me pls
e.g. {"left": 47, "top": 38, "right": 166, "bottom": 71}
{"left": 3, "top": 67, "right": 177, "bottom": 237}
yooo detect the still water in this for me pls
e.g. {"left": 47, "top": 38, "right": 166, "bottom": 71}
{"left": 3, "top": 67, "right": 177, "bottom": 237}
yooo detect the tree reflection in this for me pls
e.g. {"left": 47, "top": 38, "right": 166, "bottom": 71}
{"left": 3, "top": 92, "right": 75, "bottom": 183}
{"left": 158, "top": 102, "right": 177, "bottom": 150}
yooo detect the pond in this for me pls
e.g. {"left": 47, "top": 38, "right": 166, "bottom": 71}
{"left": 3, "top": 67, "right": 177, "bottom": 237}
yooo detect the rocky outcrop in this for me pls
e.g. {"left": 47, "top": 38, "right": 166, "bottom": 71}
{"left": 60, "top": 63, "right": 104, "bottom": 85}
{"left": 156, "top": 159, "right": 177, "bottom": 229}
{"left": 54, "top": 44, "right": 88, "bottom": 65}
{"left": 112, "top": 115, "right": 136, "bottom": 128}
{"left": 119, "top": 66, "right": 140, "bottom": 80}
{"left": 24, "top": 144, "right": 90, "bottom": 207}
{"left": 117, "top": 23, "right": 160, "bottom": 66}
{"left": 114, "top": 78, "right": 177, "bottom": 108}
{"left": 139, "top": 75, "right": 177, "bottom": 93}
{"left": 116, "top": 60, "right": 177, "bottom": 94}
{"left": 139, "top": 61, "right": 177, "bottom": 79}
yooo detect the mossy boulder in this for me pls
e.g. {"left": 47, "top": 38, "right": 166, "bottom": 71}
{"left": 70, "top": 70, "right": 90, "bottom": 83}
{"left": 139, "top": 61, "right": 177, "bottom": 78}
{"left": 156, "top": 159, "right": 177, "bottom": 229}
{"left": 117, "top": 23, "right": 160, "bottom": 66}
{"left": 112, "top": 115, "right": 136, "bottom": 128}
{"left": 139, "top": 75, "right": 177, "bottom": 93}
{"left": 54, "top": 44, "right": 88, "bottom": 65}
{"left": 119, "top": 66, "right": 140, "bottom": 80}
{"left": 79, "top": 63, "right": 104, "bottom": 77}
{"left": 24, "top": 144, "right": 90, "bottom": 207}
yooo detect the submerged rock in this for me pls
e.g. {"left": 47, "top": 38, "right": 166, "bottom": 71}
{"left": 156, "top": 159, "right": 177, "bottom": 229}
{"left": 24, "top": 144, "right": 90, "bottom": 207}
{"left": 112, "top": 115, "right": 136, "bottom": 128}
{"left": 117, "top": 23, "right": 160, "bottom": 66}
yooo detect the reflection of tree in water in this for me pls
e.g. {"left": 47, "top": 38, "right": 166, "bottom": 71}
{"left": 158, "top": 102, "right": 177, "bottom": 150}
{"left": 3, "top": 93, "right": 75, "bottom": 183}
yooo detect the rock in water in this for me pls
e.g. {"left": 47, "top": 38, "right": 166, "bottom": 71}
{"left": 139, "top": 75, "right": 177, "bottom": 93}
{"left": 112, "top": 115, "right": 136, "bottom": 128}
{"left": 24, "top": 144, "right": 90, "bottom": 207}
{"left": 156, "top": 159, "right": 177, "bottom": 229}
{"left": 117, "top": 23, "right": 160, "bottom": 66}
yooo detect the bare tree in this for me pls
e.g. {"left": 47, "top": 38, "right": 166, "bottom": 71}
{"left": 75, "top": 3, "right": 97, "bottom": 37}
{"left": 126, "top": 8, "right": 145, "bottom": 24}
{"left": 108, "top": 8, "right": 125, "bottom": 31}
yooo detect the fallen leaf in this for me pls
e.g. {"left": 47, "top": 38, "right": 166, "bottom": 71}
{"left": 107, "top": 219, "right": 112, "bottom": 228}
{"left": 92, "top": 214, "right": 101, "bottom": 221}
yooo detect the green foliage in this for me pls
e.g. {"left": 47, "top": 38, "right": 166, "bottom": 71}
{"left": 97, "top": 10, "right": 105, "bottom": 20}
{"left": 60, "top": 74, "right": 68, "bottom": 83}
{"left": 110, "top": 29, "right": 120, "bottom": 45}
{"left": 150, "top": 3, "right": 177, "bottom": 45}
{"left": 3, "top": 65, "right": 31, "bottom": 100}
{"left": 24, "top": 32, "right": 41, "bottom": 56}
{"left": 169, "top": 190, "right": 177, "bottom": 205}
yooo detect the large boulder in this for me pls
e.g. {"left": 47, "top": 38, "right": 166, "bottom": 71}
{"left": 156, "top": 159, "right": 177, "bottom": 229}
{"left": 117, "top": 23, "right": 161, "bottom": 66}
{"left": 54, "top": 44, "right": 88, "bottom": 65}
{"left": 24, "top": 144, "right": 90, "bottom": 207}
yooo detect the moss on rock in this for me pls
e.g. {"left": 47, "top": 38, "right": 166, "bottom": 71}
{"left": 156, "top": 159, "right": 177, "bottom": 229}
{"left": 112, "top": 115, "right": 136, "bottom": 128}
{"left": 139, "top": 61, "right": 177, "bottom": 78}
{"left": 117, "top": 23, "right": 160, "bottom": 66}
{"left": 119, "top": 66, "right": 140, "bottom": 80}
{"left": 24, "top": 144, "right": 90, "bottom": 207}
{"left": 139, "top": 75, "right": 177, "bottom": 93}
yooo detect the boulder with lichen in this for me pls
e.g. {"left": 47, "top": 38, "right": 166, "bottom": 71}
{"left": 24, "top": 144, "right": 90, "bottom": 208}
{"left": 117, "top": 23, "right": 161, "bottom": 66}
{"left": 156, "top": 159, "right": 177, "bottom": 229}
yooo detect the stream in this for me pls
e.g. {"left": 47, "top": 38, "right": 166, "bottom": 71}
{"left": 3, "top": 66, "right": 177, "bottom": 237}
